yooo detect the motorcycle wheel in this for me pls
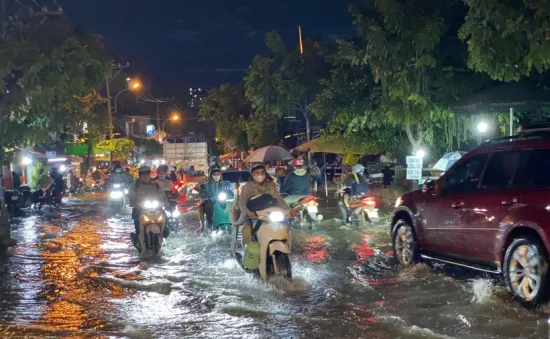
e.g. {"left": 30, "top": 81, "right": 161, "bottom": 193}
{"left": 274, "top": 252, "right": 292, "bottom": 280}
{"left": 153, "top": 233, "right": 160, "bottom": 253}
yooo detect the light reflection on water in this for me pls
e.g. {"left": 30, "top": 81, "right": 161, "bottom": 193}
{"left": 0, "top": 197, "right": 548, "bottom": 338}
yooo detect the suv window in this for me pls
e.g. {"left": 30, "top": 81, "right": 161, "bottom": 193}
{"left": 442, "top": 154, "right": 488, "bottom": 195}
{"left": 480, "top": 151, "right": 521, "bottom": 189}
{"left": 513, "top": 150, "right": 550, "bottom": 187}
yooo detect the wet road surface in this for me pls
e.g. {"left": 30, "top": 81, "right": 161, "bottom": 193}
{"left": 0, "top": 194, "right": 549, "bottom": 338}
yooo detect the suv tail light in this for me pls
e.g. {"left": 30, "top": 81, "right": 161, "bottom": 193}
{"left": 361, "top": 196, "right": 376, "bottom": 208}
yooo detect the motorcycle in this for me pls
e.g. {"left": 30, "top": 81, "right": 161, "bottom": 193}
{"left": 35, "top": 187, "right": 62, "bottom": 211}
{"left": 211, "top": 189, "right": 234, "bottom": 232}
{"left": 287, "top": 195, "right": 323, "bottom": 228}
{"left": 343, "top": 192, "right": 379, "bottom": 226}
{"left": 90, "top": 180, "right": 103, "bottom": 191}
{"left": 108, "top": 183, "right": 129, "bottom": 211}
{"left": 231, "top": 194, "right": 292, "bottom": 281}
{"left": 134, "top": 200, "right": 166, "bottom": 254}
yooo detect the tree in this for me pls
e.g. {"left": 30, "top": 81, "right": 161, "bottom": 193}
{"left": 199, "top": 83, "right": 250, "bottom": 151}
{"left": 244, "top": 31, "right": 327, "bottom": 142}
{"left": 0, "top": 10, "right": 111, "bottom": 160}
{"left": 459, "top": 0, "right": 550, "bottom": 81}
{"left": 96, "top": 138, "right": 136, "bottom": 160}
{"left": 139, "top": 139, "right": 163, "bottom": 157}
{"left": 346, "top": 0, "right": 482, "bottom": 154}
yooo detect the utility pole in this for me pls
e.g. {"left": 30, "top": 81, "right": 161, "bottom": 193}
{"left": 105, "top": 62, "right": 129, "bottom": 139}
{"left": 139, "top": 94, "right": 173, "bottom": 139}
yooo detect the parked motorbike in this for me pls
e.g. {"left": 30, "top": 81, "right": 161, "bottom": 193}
{"left": 231, "top": 194, "right": 292, "bottom": 281}
{"left": 287, "top": 195, "right": 323, "bottom": 228}
{"left": 134, "top": 200, "right": 166, "bottom": 254}
{"left": 108, "top": 183, "right": 129, "bottom": 211}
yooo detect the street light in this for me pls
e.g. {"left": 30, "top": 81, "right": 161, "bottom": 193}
{"left": 114, "top": 79, "right": 142, "bottom": 113}
{"left": 161, "top": 112, "right": 181, "bottom": 132}
{"left": 477, "top": 121, "right": 489, "bottom": 133}
{"left": 21, "top": 156, "right": 32, "bottom": 165}
{"left": 415, "top": 149, "right": 426, "bottom": 158}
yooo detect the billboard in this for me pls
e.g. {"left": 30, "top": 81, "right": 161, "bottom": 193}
{"left": 146, "top": 124, "right": 155, "bottom": 137}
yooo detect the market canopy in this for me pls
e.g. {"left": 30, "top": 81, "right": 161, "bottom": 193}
{"left": 294, "top": 137, "right": 366, "bottom": 155}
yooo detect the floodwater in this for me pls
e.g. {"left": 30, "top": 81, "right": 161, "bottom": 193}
{"left": 0, "top": 194, "right": 548, "bottom": 338}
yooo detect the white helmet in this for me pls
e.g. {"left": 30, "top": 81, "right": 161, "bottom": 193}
{"left": 352, "top": 164, "right": 364, "bottom": 174}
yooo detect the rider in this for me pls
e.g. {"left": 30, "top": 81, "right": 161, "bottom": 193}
{"left": 50, "top": 167, "right": 65, "bottom": 204}
{"left": 339, "top": 164, "right": 370, "bottom": 225}
{"left": 199, "top": 164, "right": 226, "bottom": 227}
{"left": 129, "top": 166, "right": 170, "bottom": 247}
{"left": 107, "top": 163, "right": 134, "bottom": 186}
{"left": 281, "top": 158, "right": 310, "bottom": 206}
{"left": 235, "top": 164, "right": 289, "bottom": 246}
{"left": 152, "top": 164, "right": 174, "bottom": 192}
{"left": 169, "top": 165, "right": 178, "bottom": 183}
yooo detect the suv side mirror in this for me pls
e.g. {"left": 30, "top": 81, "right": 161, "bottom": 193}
{"left": 422, "top": 180, "right": 435, "bottom": 193}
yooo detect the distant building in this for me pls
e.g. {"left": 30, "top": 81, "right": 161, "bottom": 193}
{"left": 188, "top": 87, "right": 207, "bottom": 109}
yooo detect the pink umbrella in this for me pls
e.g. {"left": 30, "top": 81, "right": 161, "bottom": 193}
{"left": 243, "top": 146, "right": 293, "bottom": 163}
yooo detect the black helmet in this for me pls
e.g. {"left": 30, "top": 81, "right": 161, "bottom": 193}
{"left": 209, "top": 164, "right": 221, "bottom": 177}
{"left": 250, "top": 164, "right": 266, "bottom": 174}
{"left": 113, "top": 163, "right": 122, "bottom": 170}
{"left": 157, "top": 164, "right": 169, "bottom": 172}
{"left": 138, "top": 165, "right": 151, "bottom": 175}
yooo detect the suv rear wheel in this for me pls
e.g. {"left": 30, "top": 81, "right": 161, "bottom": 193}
{"left": 392, "top": 219, "right": 419, "bottom": 265}
{"left": 503, "top": 237, "right": 549, "bottom": 306}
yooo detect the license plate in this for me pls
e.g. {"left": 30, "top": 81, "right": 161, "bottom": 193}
{"left": 367, "top": 210, "right": 379, "bottom": 221}
{"left": 307, "top": 206, "right": 318, "bottom": 213}
{"left": 11, "top": 196, "right": 18, "bottom": 201}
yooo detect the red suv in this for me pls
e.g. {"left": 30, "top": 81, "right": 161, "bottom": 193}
{"left": 392, "top": 130, "right": 550, "bottom": 305}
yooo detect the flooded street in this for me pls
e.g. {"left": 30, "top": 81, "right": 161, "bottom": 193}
{"left": 0, "top": 194, "right": 549, "bottom": 338}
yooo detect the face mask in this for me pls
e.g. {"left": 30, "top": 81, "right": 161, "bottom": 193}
{"left": 212, "top": 175, "right": 221, "bottom": 182}
{"left": 115, "top": 169, "right": 121, "bottom": 173}
{"left": 158, "top": 174, "right": 166, "bottom": 180}
{"left": 253, "top": 175, "right": 266, "bottom": 183}
{"left": 294, "top": 168, "right": 307, "bottom": 176}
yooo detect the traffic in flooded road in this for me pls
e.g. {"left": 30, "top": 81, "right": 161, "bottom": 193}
{"left": 0, "top": 195, "right": 548, "bottom": 339}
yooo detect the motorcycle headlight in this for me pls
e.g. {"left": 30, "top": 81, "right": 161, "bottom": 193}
{"left": 113, "top": 184, "right": 121, "bottom": 188}
{"left": 157, "top": 214, "right": 164, "bottom": 223}
{"left": 172, "top": 209, "right": 180, "bottom": 218}
{"left": 165, "top": 210, "right": 172, "bottom": 218}
{"left": 110, "top": 191, "right": 123, "bottom": 199}
{"left": 269, "top": 211, "right": 285, "bottom": 223}
{"left": 144, "top": 200, "right": 160, "bottom": 209}
{"left": 218, "top": 192, "right": 227, "bottom": 202}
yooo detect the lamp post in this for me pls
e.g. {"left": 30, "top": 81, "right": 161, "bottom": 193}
{"left": 114, "top": 79, "right": 141, "bottom": 114}
{"left": 158, "top": 112, "right": 181, "bottom": 143}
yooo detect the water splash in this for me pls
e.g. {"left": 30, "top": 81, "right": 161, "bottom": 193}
{"left": 469, "top": 279, "right": 493, "bottom": 303}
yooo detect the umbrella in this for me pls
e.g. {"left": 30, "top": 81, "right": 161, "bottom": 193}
{"left": 243, "top": 146, "right": 293, "bottom": 163}
{"left": 294, "top": 137, "right": 365, "bottom": 155}
{"left": 432, "top": 151, "right": 467, "bottom": 171}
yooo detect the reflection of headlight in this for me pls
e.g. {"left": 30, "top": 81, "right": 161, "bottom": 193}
{"left": 269, "top": 211, "right": 285, "bottom": 223}
{"left": 110, "top": 191, "right": 123, "bottom": 199}
{"left": 172, "top": 209, "right": 180, "bottom": 218}
{"left": 218, "top": 192, "right": 227, "bottom": 202}
{"left": 113, "top": 183, "right": 121, "bottom": 188}
{"left": 395, "top": 197, "right": 403, "bottom": 208}
{"left": 144, "top": 200, "right": 160, "bottom": 209}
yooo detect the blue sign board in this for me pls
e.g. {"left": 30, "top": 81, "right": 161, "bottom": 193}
{"left": 146, "top": 124, "right": 155, "bottom": 137}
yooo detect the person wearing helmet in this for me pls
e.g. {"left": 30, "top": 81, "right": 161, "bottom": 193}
{"left": 234, "top": 164, "right": 289, "bottom": 245}
{"left": 107, "top": 163, "right": 134, "bottom": 186}
{"left": 339, "top": 163, "right": 369, "bottom": 225}
{"left": 128, "top": 166, "right": 170, "bottom": 247}
{"left": 152, "top": 164, "right": 173, "bottom": 192}
{"left": 198, "top": 164, "right": 227, "bottom": 228}
{"left": 281, "top": 158, "right": 311, "bottom": 206}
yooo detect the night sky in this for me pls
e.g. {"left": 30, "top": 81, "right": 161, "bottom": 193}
{"left": 57, "top": 0, "right": 356, "bottom": 94}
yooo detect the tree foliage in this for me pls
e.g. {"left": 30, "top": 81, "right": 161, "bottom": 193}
{"left": 460, "top": 0, "right": 550, "bottom": 81}
{"left": 0, "top": 9, "right": 111, "bottom": 160}
{"left": 96, "top": 138, "right": 136, "bottom": 159}
{"left": 199, "top": 83, "right": 250, "bottom": 151}
{"left": 244, "top": 31, "right": 327, "bottom": 140}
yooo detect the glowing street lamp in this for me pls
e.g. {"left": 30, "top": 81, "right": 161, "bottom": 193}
{"left": 21, "top": 156, "right": 32, "bottom": 165}
{"left": 415, "top": 149, "right": 426, "bottom": 158}
{"left": 477, "top": 121, "right": 489, "bottom": 133}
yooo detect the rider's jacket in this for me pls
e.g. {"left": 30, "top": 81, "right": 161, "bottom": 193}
{"left": 281, "top": 172, "right": 310, "bottom": 196}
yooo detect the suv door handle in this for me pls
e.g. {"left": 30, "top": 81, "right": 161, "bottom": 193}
{"left": 451, "top": 202, "right": 464, "bottom": 209}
